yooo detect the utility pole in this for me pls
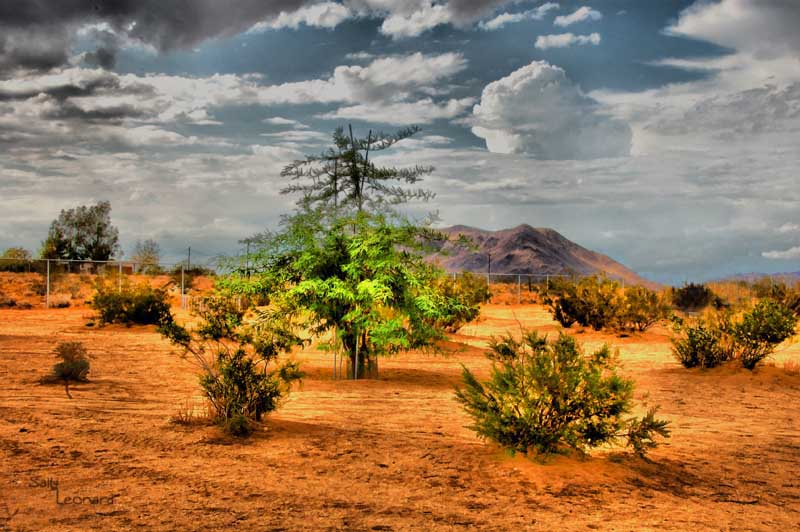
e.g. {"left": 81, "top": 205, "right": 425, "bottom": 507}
{"left": 187, "top": 246, "right": 191, "bottom": 270}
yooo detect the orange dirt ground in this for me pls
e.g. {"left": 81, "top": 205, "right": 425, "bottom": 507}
{"left": 1, "top": 304, "right": 799, "bottom": 531}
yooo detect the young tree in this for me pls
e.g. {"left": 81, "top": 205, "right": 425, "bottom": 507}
{"left": 280, "top": 125, "right": 434, "bottom": 214}
{"left": 40, "top": 201, "right": 120, "bottom": 261}
{"left": 0, "top": 247, "right": 32, "bottom": 272}
{"left": 131, "top": 239, "right": 161, "bottom": 274}
{"left": 224, "top": 125, "right": 476, "bottom": 379}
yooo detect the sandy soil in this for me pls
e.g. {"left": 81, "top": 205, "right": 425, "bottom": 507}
{"left": 1, "top": 304, "right": 799, "bottom": 531}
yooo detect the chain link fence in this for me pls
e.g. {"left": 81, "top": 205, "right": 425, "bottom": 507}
{"left": 1, "top": 256, "right": 586, "bottom": 310}
{"left": 0, "top": 258, "right": 217, "bottom": 310}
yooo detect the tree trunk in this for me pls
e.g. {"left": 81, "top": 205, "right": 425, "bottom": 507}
{"left": 346, "top": 353, "right": 378, "bottom": 379}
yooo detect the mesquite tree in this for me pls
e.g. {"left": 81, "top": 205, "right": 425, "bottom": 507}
{"left": 223, "top": 125, "right": 476, "bottom": 379}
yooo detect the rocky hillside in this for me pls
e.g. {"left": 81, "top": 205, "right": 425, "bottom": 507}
{"left": 428, "top": 224, "right": 657, "bottom": 288}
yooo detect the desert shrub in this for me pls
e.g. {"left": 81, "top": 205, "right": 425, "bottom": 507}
{"left": 616, "top": 286, "right": 672, "bottom": 332}
{"left": 51, "top": 341, "right": 90, "bottom": 382}
{"left": 672, "top": 301, "right": 797, "bottom": 370}
{"left": 43, "top": 341, "right": 91, "bottom": 398}
{"left": 0, "top": 296, "right": 16, "bottom": 308}
{"left": 671, "top": 319, "right": 729, "bottom": 368}
{"left": 455, "top": 331, "right": 670, "bottom": 457}
{"left": 729, "top": 300, "right": 796, "bottom": 370}
{"left": 91, "top": 278, "right": 172, "bottom": 326}
{"left": 671, "top": 282, "right": 723, "bottom": 311}
{"left": 159, "top": 293, "right": 303, "bottom": 436}
{"left": 544, "top": 275, "right": 622, "bottom": 330}
{"left": 431, "top": 271, "right": 489, "bottom": 332}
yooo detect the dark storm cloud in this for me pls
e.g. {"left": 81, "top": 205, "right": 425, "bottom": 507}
{"left": 445, "top": 0, "right": 515, "bottom": 22}
{"left": 0, "top": 71, "right": 152, "bottom": 102}
{"left": 0, "top": 0, "right": 314, "bottom": 73}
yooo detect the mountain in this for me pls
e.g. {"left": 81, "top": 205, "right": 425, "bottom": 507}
{"left": 716, "top": 272, "right": 800, "bottom": 283}
{"left": 428, "top": 224, "right": 658, "bottom": 289}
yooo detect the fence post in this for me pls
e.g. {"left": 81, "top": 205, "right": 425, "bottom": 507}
{"left": 181, "top": 264, "right": 185, "bottom": 310}
{"left": 546, "top": 274, "right": 549, "bottom": 290}
{"left": 118, "top": 262, "right": 122, "bottom": 293}
{"left": 46, "top": 259, "right": 50, "bottom": 309}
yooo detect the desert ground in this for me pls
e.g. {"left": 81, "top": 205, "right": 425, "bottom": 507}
{"left": 1, "top": 298, "right": 799, "bottom": 531}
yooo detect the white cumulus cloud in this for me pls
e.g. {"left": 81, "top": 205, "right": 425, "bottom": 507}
{"left": 535, "top": 32, "right": 601, "bottom": 49}
{"left": 470, "top": 61, "right": 631, "bottom": 159}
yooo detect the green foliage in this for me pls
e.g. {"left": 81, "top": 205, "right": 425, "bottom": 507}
{"left": 195, "top": 295, "right": 245, "bottom": 340}
{"left": 0, "top": 247, "right": 32, "bottom": 272}
{"left": 671, "top": 282, "right": 723, "bottom": 311}
{"left": 616, "top": 285, "right": 672, "bottom": 332}
{"left": 729, "top": 299, "right": 797, "bottom": 370}
{"left": 51, "top": 342, "right": 90, "bottom": 382}
{"left": 430, "top": 272, "right": 490, "bottom": 332}
{"left": 91, "top": 278, "right": 173, "bottom": 326}
{"left": 223, "top": 125, "right": 471, "bottom": 379}
{"left": 131, "top": 239, "right": 162, "bottom": 274}
{"left": 671, "top": 301, "right": 797, "bottom": 370}
{"left": 546, "top": 277, "right": 671, "bottom": 333}
{"left": 671, "top": 319, "right": 729, "bottom": 368}
{"left": 280, "top": 124, "right": 434, "bottom": 214}
{"left": 544, "top": 275, "right": 621, "bottom": 330}
{"left": 159, "top": 292, "right": 303, "bottom": 435}
{"left": 455, "top": 331, "right": 670, "bottom": 457}
{"left": 40, "top": 201, "right": 120, "bottom": 260}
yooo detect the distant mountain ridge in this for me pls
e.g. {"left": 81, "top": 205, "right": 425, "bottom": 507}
{"left": 716, "top": 271, "right": 800, "bottom": 283}
{"left": 428, "top": 224, "right": 658, "bottom": 289}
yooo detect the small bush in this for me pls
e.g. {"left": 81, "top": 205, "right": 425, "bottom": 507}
{"left": 729, "top": 300, "right": 797, "bottom": 370}
{"left": 455, "top": 331, "right": 670, "bottom": 457}
{"left": 671, "top": 283, "right": 723, "bottom": 311}
{"left": 43, "top": 341, "right": 91, "bottom": 398}
{"left": 91, "top": 279, "right": 173, "bottom": 326}
{"left": 51, "top": 342, "right": 90, "bottom": 382}
{"left": 671, "top": 320, "right": 729, "bottom": 368}
{"left": 159, "top": 293, "right": 303, "bottom": 436}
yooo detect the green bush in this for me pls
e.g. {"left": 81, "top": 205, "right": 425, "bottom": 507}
{"left": 671, "top": 319, "right": 729, "bottom": 368}
{"left": 671, "top": 301, "right": 797, "bottom": 370}
{"left": 159, "top": 292, "right": 303, "bottom": 436}
{"left": 729, "top": 300, "right": 797, "bottom": 370}
{"left": 671, "top": 283, "right": 723, "bottom": 311}
{"left": 544, "top": 275, "right": 621, "bottom": 330}
{"left": 455, "top": 331, "right": 670, "bottom": 457}
{"left": 91, "top": 279, "right": 173, "bottom": 326}
{"left": 616, "top": 285, "right": 672, "bottom": 332}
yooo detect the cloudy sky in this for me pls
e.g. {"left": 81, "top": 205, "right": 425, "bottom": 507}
{"left": 1, "top": 0, "right": 799, "bottom": 283}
